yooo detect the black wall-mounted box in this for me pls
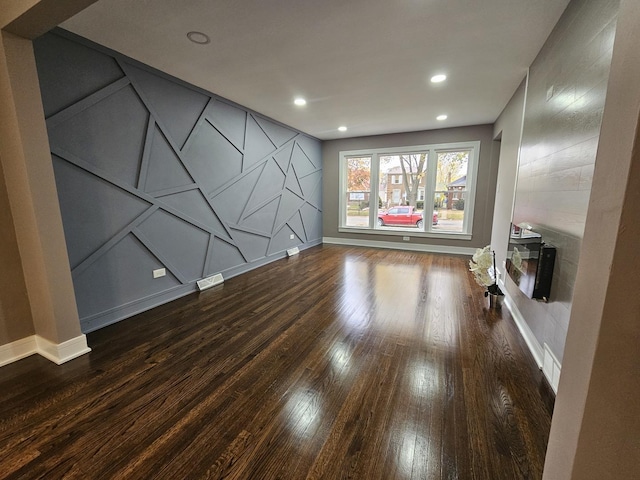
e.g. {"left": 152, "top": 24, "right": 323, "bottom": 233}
{"left": 505, "top": 225, "right": 556, "bottom": 302}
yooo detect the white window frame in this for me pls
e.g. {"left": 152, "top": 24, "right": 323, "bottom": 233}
{"left": 338, "top": 141, "right": 480, "bottom": 239}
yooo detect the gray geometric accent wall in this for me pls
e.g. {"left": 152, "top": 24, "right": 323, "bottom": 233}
{"left": 34, "top": 30, "right": 322, "bottom": 333}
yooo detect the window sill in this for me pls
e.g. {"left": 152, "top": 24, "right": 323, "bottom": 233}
{"left": 338, "top": 226, "right": 472, "bottom": 241}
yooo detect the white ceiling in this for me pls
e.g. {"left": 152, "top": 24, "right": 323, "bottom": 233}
{"left": 61, "top": 0, "right": 570, "bottom": 140}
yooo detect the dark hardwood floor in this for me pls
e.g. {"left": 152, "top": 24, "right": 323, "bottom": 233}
{"left": 0, "top": 245, "right": 553, "bottom": 479}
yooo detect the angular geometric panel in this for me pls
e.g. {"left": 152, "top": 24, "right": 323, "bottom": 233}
{"left": 230, "top": 228, "right": 270, "bottom": 262}
{"left": 268, "top": 224, "right": 300, "bottom": 256}
{"left": 299, "top": 170, "right": 322, "bottom": 198}
{"left": 291, "top": 142, "right": 318, "bottom": 178}
{"left": 274, "top": 189, "right": 306, "bottom": 231}
{"left": 137, "top": 210, "right": 209, "bottom": 282}
{"left": 35, "top": 31, "right": 323, "bottom": 331}
{"left": 241, "top": 197, "right": 280, "bottom": 235}
{"left": 244, "top": 158, "right": 286, "bottom": 214}
{"left": 183, "top": 120, "right": 243, "bottom": 194}
{"left": 273, "top": 143, "right": 294, "bottom": 173}
{"left": 159, "top": 189, "right": 232, "bottom": 242}
{"left": 287, "top": 210, "right": 307, "bottom": 243}
{"left": 125, "top": 64, "right": 209, "bottom": 148}
{"left": 295, "top": 135, "right": 322, "bottom": 169}
{"left": 73, "top": 233, "right": 181, "bottom": 319}
{"left": 254, "top": 116, "right": 297, "bottom": 147}
{"left": 285, "top": 168, "right": 304, "bottom": 197}
{"left": 34, "top": 32, "right": 125, "bottom": 118}
{"left": 49, "top": 85, "right": 148, "bottom": 187}
{"left": 210, "top": 165, "right": 263, "bottom": 225}
{"left": 301, "top": 203, "right": 322, "bottom": 241}
{"left": 52, "top": 155, "right": 151, "bottom": 269}
{"left": 205, "top": 99, "right": 247, "bottom": 151}
{"left": 145, "top": 125, "right": 194, "bottom": 192}
{"left": 209, "top": 238, "right": 245, "bottom": 274}
{"left": 306, "top": 174, "right": 323, "bottom": 210}
{"left": 244, "top": 115, "right": 276, "bottom": 171}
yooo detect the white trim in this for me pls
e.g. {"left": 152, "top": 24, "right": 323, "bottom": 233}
{"left": 323, "top": 236, "right": 476, "bottom": 256}
{"left": 0, "top": 336, "right": 38, "bottom": 367}
{"left": 500, "top": 281, "right": 544, "bottom": 369}
{"left": 0, "top": 334, "right": 91, "bottom": 367}
{"left": 35, "top": 334, "right": 91, "bottom": 365}
{"left": 543, "top": 343, "right": 562, "bottom": 394}
{"left": 339, "top": 140, "right": 480, "bottom": 237}
{"left": 338, "top": 226, "right": 472, "bottom": 241}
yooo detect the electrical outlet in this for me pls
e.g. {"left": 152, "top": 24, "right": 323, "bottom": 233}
{"left": 153, "top": 268, "right": 166, "bottom": 278}
{"left": 289, "top": 234, "right": 295, "bottom": 240}
{"left": 402, "top": 236, "right": 410, "bottom": 241}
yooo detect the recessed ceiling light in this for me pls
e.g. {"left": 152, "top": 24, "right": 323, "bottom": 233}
{"left": 294, "top": 98, "right": 307, "bottom": 106}
{"left": 338, "top": 126, "right": 347, "bottom": 132}
{"left": 431, "top": 74, "right": 447, "bottom": 83}
{"left": 436, "top": 114, "right": 448, "bottom": 121}
{"left": 187, "top": 31, "right": 210, "bottom": 45}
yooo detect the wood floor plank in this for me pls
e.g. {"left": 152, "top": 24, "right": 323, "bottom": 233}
{"left": 0, "top": 245, "right": 554, "bottom": 479}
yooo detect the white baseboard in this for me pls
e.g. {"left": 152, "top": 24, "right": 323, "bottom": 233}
{"left": 35, "top": 334, "right": 91, "bottom": 365}
{"left": 0, "top": 336, "right": 37, "bottom": 367}
{"left": 0, "top": 334, "right": 91, "bottom": 367}
{"left": 322, "top": 236, "right": 476, "bottom": 256}
{"left": 500, "top": 283, "right": 544, "bottom": 369}
{"left": 543, "top": 343, "right": 562, "bottom": 394}
{"left": 500, "top": 282, "right": 561, "bottom": 393}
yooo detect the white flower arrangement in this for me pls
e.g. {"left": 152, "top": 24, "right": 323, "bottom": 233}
{"left": 469, "top": 245, "right": 503, "bottom": 296}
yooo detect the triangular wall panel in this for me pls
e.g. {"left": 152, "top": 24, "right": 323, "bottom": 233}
{"left": 34, "top": 33, "right": 124, "bottom": 118}
{"left": 137, "top": 210, "right": 209, "bottom": 281}
{"left": 145, "top": 125, "right": 194, "bottom": 192}
{"left": 255, "top": 116, "right": 298, "bottom": 147}
{"left": 73, "top": 234, "right": 181, "bottom": 319}
{"left": 244, "top": 158, "right": 286, "bottom": 214}
{"left": 209, "top": 238, "right": 246, "bottom": 274}
{"left": 230, "top": 228, "right": 270, "bottom": 262}
{"left": 205, "top": 99, "right": 247, "bottom": 151}
{"left": 210, "top": 165, "right": 263, "bottom": 225}
{"left": 274, "top": 143, "right": 294, "bottom": 173}
{"left": 287, "top": 210, "right": 307, "bottom": 243}
{"left": 244, "top": 116, "right": 276, "bottom": 171}
{"left": 274, "top": 189, "right": 306, "bottom": 231}
{"left": 183, "top": 120, "right": 243, "bottom": 194}
{"left": 268, "top": 224, "right": 301, "bottom": 256}
{"left": 53, "top": 155, "right": 151, "bottom": 269}
{"left": 159, "top": 189, "right": 232, "bottom": 242}
{"left": 241, "top": 197, "right": 280, "bottom": 235}
{"left": 125, "top": 63, "right": 209, "bottom": 148}
{"left": 291, "top": 142, "right": 318, "bottom": 178}
{"left": 49, "top": 85, "right": 148, "bottom": 188}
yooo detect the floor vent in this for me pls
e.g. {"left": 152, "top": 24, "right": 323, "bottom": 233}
{"left": 287, "top": 247, "right": 300, "bottom": 257}
{"left": 197, "top": 273, "right": 224, "bottom": 291}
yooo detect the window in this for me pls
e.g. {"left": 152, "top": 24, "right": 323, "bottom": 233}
{"left": 344, "top": 156, "right": 371, "bottom": 228}
{"left": 339, "top": 141, "right": 480, "bottom": 238}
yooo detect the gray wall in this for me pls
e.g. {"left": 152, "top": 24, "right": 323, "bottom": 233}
{"left": 505, "top": 0, "right": 619, "bottom": 362}
{"left": 323, "top": 125, "right": 497, "bottom": 250}
{"left": 34, "top": 30, "right": 322, "bottom": 333}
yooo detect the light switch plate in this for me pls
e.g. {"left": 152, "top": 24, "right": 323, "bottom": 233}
{"left": 153, "top": 268, "right": 166, "bottom": 278}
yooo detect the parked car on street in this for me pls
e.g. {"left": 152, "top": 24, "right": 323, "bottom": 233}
{"left": 377, "top": 206, "right": 438, "bottom": 228}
